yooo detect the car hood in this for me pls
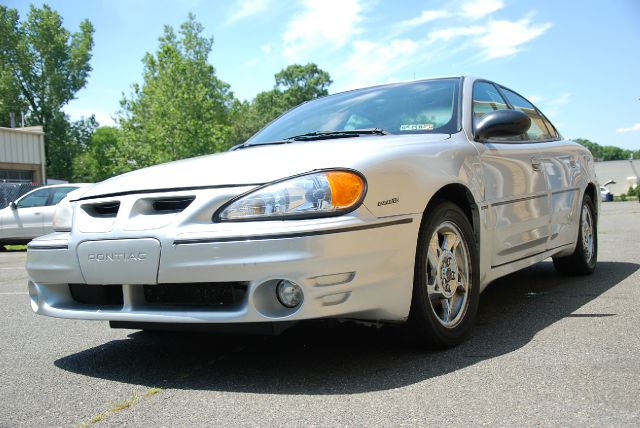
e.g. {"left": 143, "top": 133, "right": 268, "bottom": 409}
{"left": 78, "top": 134, "right": 451, "bottom": 199}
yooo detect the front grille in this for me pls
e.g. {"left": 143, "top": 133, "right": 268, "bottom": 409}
{"left": 143, "top": 282, "right": 247, "bottom": 307}
{"left": 83, "top": 201, "right": 120, "bottom": 217}
{"left": 150, "top": 197, "right": 195, "bottom": 213}
{"left": 69, "top": 284, "right": 123, "bottom": 306}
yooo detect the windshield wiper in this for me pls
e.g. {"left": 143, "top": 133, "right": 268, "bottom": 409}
{"left": 230, "top": 139, "right": 292, "bottom": 151}
{"left": 231, "top": 128, "right": 388, "bottom": 151}
{"left": 286, "top": 128, "right": 389, "bottom": 141}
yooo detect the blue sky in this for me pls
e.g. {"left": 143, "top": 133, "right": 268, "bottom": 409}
{"left": 5, "top": 0, "right": 640, "bottom": 150}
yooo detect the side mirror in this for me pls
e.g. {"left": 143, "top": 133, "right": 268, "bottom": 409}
{"left": 9, "top": 201, "right": 17, "bottom": 210}
{"left": 474, "top": 109, "right": 531, "bottom": 141}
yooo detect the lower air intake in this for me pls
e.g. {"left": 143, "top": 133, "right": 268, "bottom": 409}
{"left": 69, "top": 284, "right": 124, "bottom": 306}
{"left": 143, "top": 282, "right": 247, "bottom": 307}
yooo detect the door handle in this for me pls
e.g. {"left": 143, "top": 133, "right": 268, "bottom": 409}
{"left": 531, "top": 158, "right": 543, "bottom": 172}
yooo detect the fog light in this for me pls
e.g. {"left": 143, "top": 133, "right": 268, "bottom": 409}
{"left": 276, "top": 280, "right": 303, "bottom": 308}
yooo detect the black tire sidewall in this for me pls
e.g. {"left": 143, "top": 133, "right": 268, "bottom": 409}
{"left": 409, "top": 201, "right": 480, "bottom": 347}
{"left": 578, "top": 195, "right": 597, "bottom": 271}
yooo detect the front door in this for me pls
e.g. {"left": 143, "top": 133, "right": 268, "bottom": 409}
{"left": 472, "top": 81, "right": 551, "bottom": 268}
{"left": 1, "top": 188, "right": 50, "bottom": 240}
{"left": 496, "top": 86, "right": 579, "bottom": 251}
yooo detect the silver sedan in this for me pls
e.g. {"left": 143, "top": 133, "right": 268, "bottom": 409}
{"left": 26, "top": 77, "right": 598, "bottom": 348}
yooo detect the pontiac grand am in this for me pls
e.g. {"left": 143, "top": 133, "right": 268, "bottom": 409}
{"left": 26, "top": 77, "right": 598, "bottom": 348}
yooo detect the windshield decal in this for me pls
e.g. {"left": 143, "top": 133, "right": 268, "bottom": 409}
{"left": 400, "top": 124, "right": 434, "bottom": 131}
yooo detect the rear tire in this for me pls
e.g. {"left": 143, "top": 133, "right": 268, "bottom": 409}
{"left": 407, "top": 201, "right": 480, "bottom": 349}
{"left": 552, "top": 194, "right": 597, "bottom": 275}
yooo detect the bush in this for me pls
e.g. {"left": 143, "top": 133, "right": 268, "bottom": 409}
{"left": 628, "top": 186, "right": 638, "bottom": 197}
{"left": 620, "top": 194, "right": 627, "bottom": 201}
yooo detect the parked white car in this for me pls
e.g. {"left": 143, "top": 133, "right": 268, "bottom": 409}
{"left": 0, "top": 184, "right": 91, "bottom": 248}
{"left": 600, "top": 186, "right": 612, "bottom": 202}
{"left": 26, "top": 77, "right": 598, "bottom": 348}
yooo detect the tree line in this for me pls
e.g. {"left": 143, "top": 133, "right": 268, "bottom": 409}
{"left": 574, "top": 138, "right": 640, "bottom": 162}
{"left": 1, "top": 5, "right": 331, "bottom": 182}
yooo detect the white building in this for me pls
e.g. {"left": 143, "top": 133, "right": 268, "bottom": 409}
{"left": 594, "top": 159, "right": 640, "bottom": 196}
{"left": 0, "top": 126, "right": 46, "bottom": 184}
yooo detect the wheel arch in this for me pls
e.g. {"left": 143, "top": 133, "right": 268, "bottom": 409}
{"left": 423, "top": 183, "right": 480, "bottom": 246}
{"left": 585, "top": 182, "right": 598, "bottom": 216}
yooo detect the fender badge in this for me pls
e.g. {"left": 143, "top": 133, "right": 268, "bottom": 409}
{"left": 377, "top": 197, "right": 399, "bottom": 207}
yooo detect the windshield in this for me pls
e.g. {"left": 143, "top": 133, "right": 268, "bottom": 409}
{"left": 247, "top": 78, "right": 460, "bottom": 145}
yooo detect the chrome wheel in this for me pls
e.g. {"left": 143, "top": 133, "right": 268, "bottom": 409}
{"left": 425, "top": 221, "right": 471, "bottom": 328}
{"left": 581, "top": 204, "right": 594, "bottom": 262}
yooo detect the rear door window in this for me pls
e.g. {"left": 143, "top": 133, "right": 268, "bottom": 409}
{"left": 49, "top": 186, "right": 79, "bottom": 206}
{"left": 499, "top": 87, "right": 555, "bottom": 141}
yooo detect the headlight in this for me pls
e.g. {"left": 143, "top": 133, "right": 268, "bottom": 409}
{"left": 52, "top": 197, "right": 74, "bottom": 232}
{"left": 215, "top": 170, "right": 366, "bottom": 221}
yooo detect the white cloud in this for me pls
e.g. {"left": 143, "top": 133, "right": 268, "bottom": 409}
{"left": 477, "top": 18, "right": 552, "bottom": 59}
{"left": 338, "top": 39, "right": 419, "bottom": 90}
{"left": 398, "top": 10, "right": 450, "bottom": 28}
{"left": 529, "top": 92, "right": 570, "bottom": 106}
{"left": 260, "top": 44, "right": 272, "bottom": 56}
{"left": 426, "top": 18, "right": 551, "bottom": 57}
{"left": 245, "top": 58, "right": 260, "bottom": 67}
{"left": 616, "top": 123, "right": 640, "bottom": 133}
{"left": 527, "top": 95, "right": 543, "bottom": 104}
{"left": 462, "top": 0, "right": 504, "bottom": 19}
{"left": 227, "top": 0, "right": 269, "bottom": 24}
{"left": 283, "top": 0, "right": 363, "bottom": 62}
{"left": 428, "top": 26, "right": 484, "bottom": 42}
{"left": 554, "top": 92, "right": 571, "bottom": 105}
{"left": 528, "top": 92, "right": 570, "bottom": 118}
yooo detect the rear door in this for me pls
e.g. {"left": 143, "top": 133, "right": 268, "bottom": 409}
{"left": 472, "top": 81, "right": 551, "bottom": 268}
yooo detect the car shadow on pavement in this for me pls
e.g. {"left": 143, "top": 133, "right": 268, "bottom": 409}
{"left": 55, "top": 260, "right": 638, "bottom": 394}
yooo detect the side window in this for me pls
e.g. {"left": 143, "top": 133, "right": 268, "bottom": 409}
{"left": 49, "top": 186, "right": 78, "bottom": 206}
{"left": 16, "top": 188, "right": 50, "bottom": 208}
{"left": 472, "top": 81, "right": 520, "bottom": 141}
{"left": 540, "top": 115, "right": 559, "bottom": 139}
{"left": 499, "top": 87, "right": 555, "bottom": 141}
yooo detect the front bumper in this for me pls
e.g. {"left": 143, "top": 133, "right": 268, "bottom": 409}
{"left": 27, "top": 207, "right": 420, "bottom": 325}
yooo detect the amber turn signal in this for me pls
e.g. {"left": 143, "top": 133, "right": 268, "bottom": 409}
{"left": 326, "top": 171, "right": 366, "bottom": 208}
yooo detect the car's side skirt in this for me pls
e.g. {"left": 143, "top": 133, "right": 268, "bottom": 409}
{"left": 481, "top": 243, "right": 574, "bottom": 289}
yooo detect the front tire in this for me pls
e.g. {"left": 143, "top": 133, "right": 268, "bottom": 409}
{"left": 552, "top": 194, "right": 597, "bottom": 275}
{"left": 408, "top": 201, "right": 480, "bottom": 349}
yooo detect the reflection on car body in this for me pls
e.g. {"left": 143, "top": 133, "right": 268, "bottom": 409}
{"left": 25, "top": 77, "right": 598, "bottom": 348}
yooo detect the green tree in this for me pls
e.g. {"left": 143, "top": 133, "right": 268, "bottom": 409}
{"left": 72, "top": 126, "right": 122, "bottom": 182}
{"left": 0, "top": 7, "right": 27, "bottom": 127}
{"left": 118, "top": 14, "right": 234, "bottom": 169}
{"left": 575, "top": 138, "right": 638, "bottom": 161}
{"left": 274, "top": 63, "right": 332, "bottom": 108}
{"left": 0, "top": 4, "right": 94, "bottom": 179}
{"left": 229, "top": 63, "right": 332, "bottom": 146}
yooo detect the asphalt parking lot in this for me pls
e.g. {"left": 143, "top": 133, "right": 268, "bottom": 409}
{"left": 1, "top": 201, "right": 639, "bottom": 427}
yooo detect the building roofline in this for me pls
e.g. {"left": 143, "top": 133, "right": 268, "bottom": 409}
{"left": 0, "top": 126, "right": 44, "bottom": 135}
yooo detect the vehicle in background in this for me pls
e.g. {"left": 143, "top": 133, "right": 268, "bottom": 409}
{"left": 0, "top": 184, "right": 92, "bottom": 249}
